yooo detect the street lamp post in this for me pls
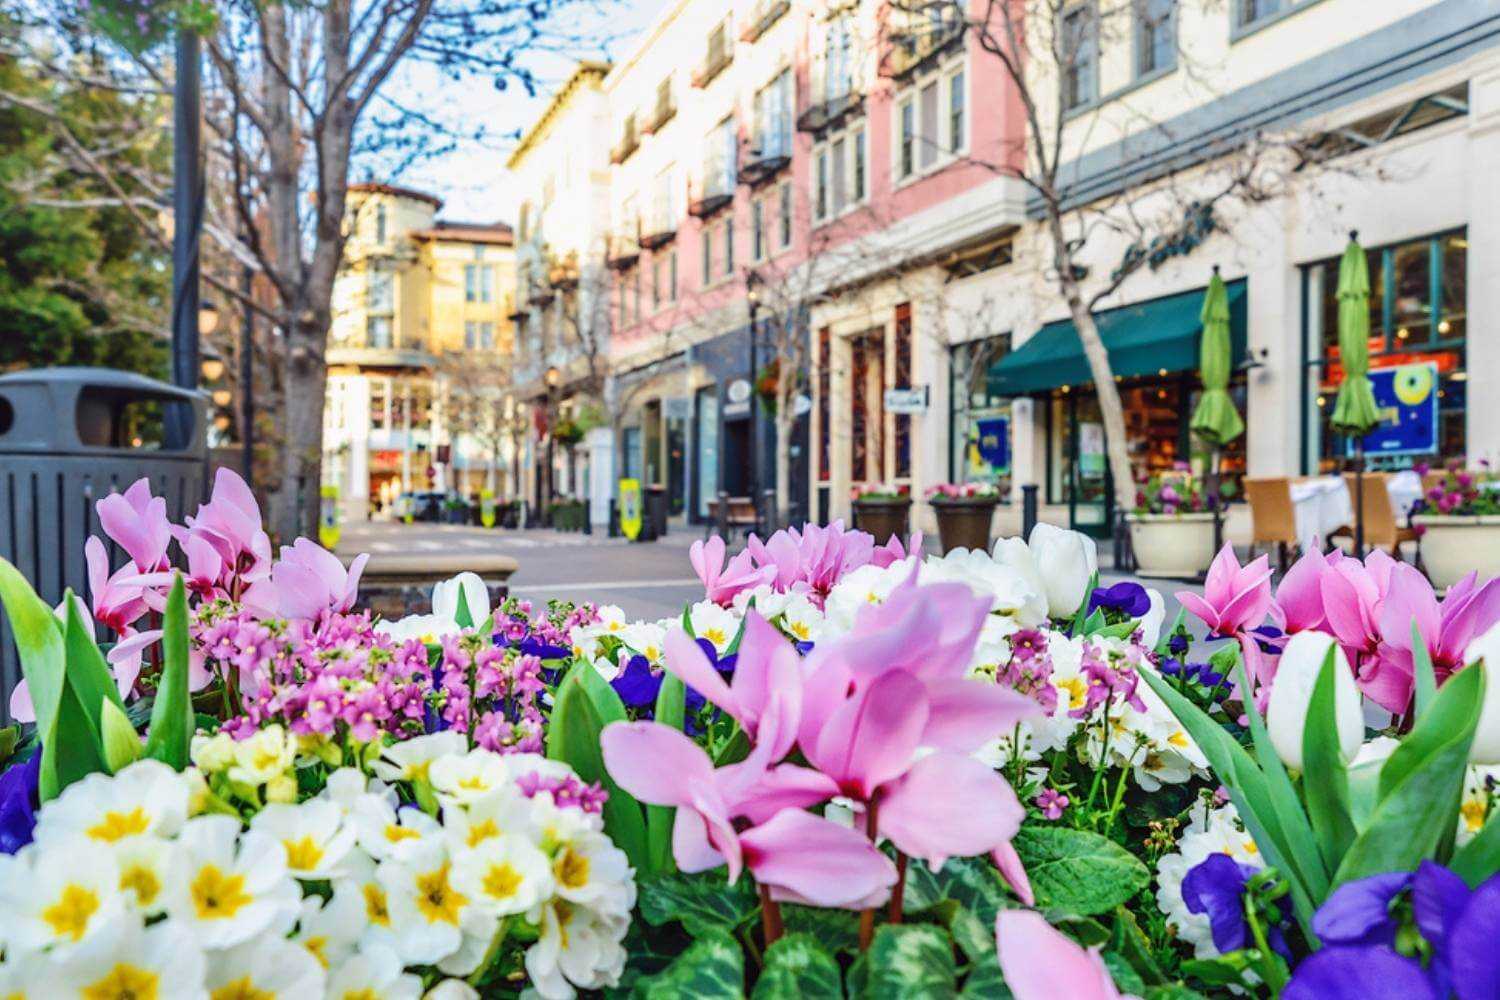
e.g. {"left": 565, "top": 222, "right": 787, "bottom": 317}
{"left": 168, "top": 28, "right": 204, "bottom": 450}
{"left": 240, "top": 263, "right": 255, "bottom": 483}
{"left": 746, "top": 272, "right": 761, "bottom": 508}
{"left": 544, "top": 366, "right": 562, "bottom": 522}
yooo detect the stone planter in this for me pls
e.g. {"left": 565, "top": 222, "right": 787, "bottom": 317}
{"left": 931, "top": 498, "right": 998, "bottom": 554}
{"left": 1412, "top": 514, "right": 1500, "bottom": 591}
{"left": 1128, "top": 512, "right": 1218, "bottom": 579}
{"left": 852, "top": 498, "right": 911, "bottom": 547}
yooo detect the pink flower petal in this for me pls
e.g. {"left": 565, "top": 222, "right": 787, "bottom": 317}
{"left": 878, "top": 752, "right": 1024, "bottom": 868}
{"left": 663, "top": 626, "right": 743, "bottom": 723}
{"left": 811, "top": 670, "right": 928, "bottom": 800}
{"left": 740, "top": 809, "right": 897, "bottom": 908}
{"left": 919, "top": 678, "right": 1042, "bottom": 753}
{"left": 601, "top": 721, "right": 714, "bottom": 806}
{"left": 996, "top": 910, "right": 1121, "bottom": 1000}
{"left": 991, "top": 841, "right": 1034, "bottom": 906}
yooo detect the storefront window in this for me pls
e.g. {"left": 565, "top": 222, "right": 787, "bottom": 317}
{"left": 695, "top": 387, "right": 718, "bottom": 519}
{"left": 1303, "top": 229, "right": 1466, "bottom": 473}
{"left": 949, "top": 335, "right": 1012, "bottom": 495}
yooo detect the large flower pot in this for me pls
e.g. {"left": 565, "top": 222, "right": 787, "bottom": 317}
{"left": 1128, "top": 512, "right": 1218, "bottom": 579}
{"left": 852, "top": 498, "right": 911, "bottom": 547}
{"left": 1413, "top": 514, "right": 1500, "bottom": 590}
{"left": 931, "top": 499, "right": 998, "bottom": 554}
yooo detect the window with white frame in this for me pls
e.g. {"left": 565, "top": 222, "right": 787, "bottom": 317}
{"left": 722, "top": 217, "right": 735, "bottom": 275}
{"left": 649, "top": 166, "right": 677, "bottom": 234}
{"left": 777, "top": 181, "right": 793, "bottom": 249}
{"left": 1136, "top": 0, "right": 1175, "bottom": 77}
{"left": 652, "top": 249, "right": 678, "bottom": 307}
{"left": 367, "top": 267, "right": 393, "bottom": 313}
{"left": 374, "top": 203, "right": 387, "bottom": 243}
{"left": 704, "top": 117, "right": 737, "bottom": 198}
{"left": 464, "top": 321, "right": 495, "bottom": 350}
{"left": 813, "top": 123, "right": 867, "bottom": 223}
{"left": 751, "top": 196, "right": 766, "bottom": 262}
{"left": 1061, "top": 4, "right": 1098, "bottom": 111}
{"left": 892, "top": 62, "right": 965, "bottom": 182}
{"left": 753, "top": 70, "right": 793, "bottom": 159}
{"left": 1235, "top": 0, "right": 1286, "bottom": 28}
{"left": 465, "top": 264, "right": 494, "bottom": 303}
{"left": 820, "top": 15, "right": 855, "bottom": 106}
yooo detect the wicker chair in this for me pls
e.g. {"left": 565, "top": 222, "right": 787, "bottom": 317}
{"left": 1330, "top": 472, "right": 1418, "bottom": 559}
{"left": 1243, "top": 476, "right": 1300, "bottom": 572}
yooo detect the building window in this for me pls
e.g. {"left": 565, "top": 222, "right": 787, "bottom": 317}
{"left": 815, "top": 125, "right": 868, "bottom": 224}
{"left": 918, "top": 80, "right": 939, "bottom": 170}
{"left": 653, "top": 256, "right": 664, "bottom": 309}
{"left": 465, "top": 264, "right": 493, "bottom": 303}
{"left": 375, "top": 203, "right": 387, "bottom": 243}
{"left": 777, "top": 181, "right": 793, "bottom": 248}
{"left": 632, "top": 267, "right": 642, "bottom": 324}
{"left": 822, "top": 15, "right": 854, "bottom": 104}
{"left": 1136, "top": 0, "right": 1175, "bottom": 77}
{"left": 367, "top": 268, "right": 393, "bottom": 313}
{"left": 705, "top": 116, "right": 737, "bottom": 197}
{"left": 722, "top": 218, "right": 735, "bottom": 275}
{"left": 898, "top": 99, "right": 915, "bottom": 178}
{"left": 754, "top": 70, "right": 793, "bottom": 159}
{"left": 1236, "top": 0, "right": 1282, "bottom": 27}
{"left": 618, "top": 271, "right": 630, "bottom": 329}
{"left": 367, "top": 316, "right": 392, "bottom": 349}
{"left": 669, "top": 248, "right": 678, "bottom": 301}
{"left": 465, "top": 321, "right": 495, "bottom": 350}
{"left": 948, "top": 70, "right": 965, "bottom": 151}
{"left": 895, "top": 303, "right": 912, "bottom": 479}
{"left": 751, "top": 197, "right": 766, "bottom": 261}
{"left": 1302, "top": 229, "right": 1468, "bottom": 474}
{"left": 1062, "top": 4, "right": 1097, "bottom": 111}
{"left": 701, "top": 227, "right": 713, "bottom": 284}
{"left": 815, "top": 150, "right": 829, "bottom": 220}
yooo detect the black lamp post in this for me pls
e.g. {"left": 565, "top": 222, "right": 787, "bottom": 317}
{"left": 746, "top": 271, "right": 761, "bottom": 503}
{"left": 168, "top": 28, "right": 204, "bottom": 450}
{"left": 544, "top": 366, "right": 562, "bottom": 516}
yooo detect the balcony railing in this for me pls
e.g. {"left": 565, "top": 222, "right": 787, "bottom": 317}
{"left": 605, "top": 229, "right": 641, "bottom": 270}
{"left": 740, "top": 0, "right": 789, "bottom": 42}
{"left": 610, "top": 129, "right": 640, "bottom": 164}
{"left": 797, "top": 90, "right": 862, "bottom": 133}
{"left": 688, "top": 173, "right": 734, "bottom": 218}
{"left": 885, "top": 17, "right": 965, "bottom": 80}
{"left": 691, "top": 46, "right": 733, "bottom": 88}
{"left": 644, "top": 97, "right": 677, "bottom": 135}
{"left": 639, "top": 208, "right": 677, "bottom": 250}
{"left": 740, "top": 132, "right": 791, "bottom": 186}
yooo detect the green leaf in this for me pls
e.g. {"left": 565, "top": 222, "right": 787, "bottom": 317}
{"left": 546, "top": 669, "right": 649, "bottom": 870}
{"left": 1335, "top": 665, "right": 1483, "bottom": 884}
{"left": 99, "top": 698, "right": 141, "bottom": 773}
{"left": 751, "top": 933, "right": 842, "bottom": 1000}
{"left": 454, "top": 586, "right": 474, "bottom": 630}
{"left": 1302, "top": 647, "right": 1356, "bottom": 874}
{"left": 782, "top": 905, "right": 861, "bottom": 955}
{"left": 569, "top": 658, "right": 630, "bottom": 728}
{"left": 0, "top": 726, "right": 17, "bottom": 767}
{"left": 1102, "top": 952, "right": 1147, "bottom": 997}
{"left": 61, "top": 590, "right": 125, "bottom": 730}
{"left": 901, "top": 855, "right": 1014, "bottom": 929}
{"left": 0, "top": 556, "right": 105, "bottom": 799}
{"left": 1145, "top": 986, "right": 1211, "bottom": 1000}
{"left": 638, "top": 930, "right": 744, "bottom": 1000}
{"left": 1412, "top": 619, "right": 1437, "bottom": 720}
{"left": 1011, "top": 826, "right": 1149, "bottom": 916}
{"left": 1109, "top": 907, "right": 1166, "bottom": 987}
{"left": 1451, "top": 805, "right": 1500, "bottom": 887}
{"left": 636, "top": 869, "right": 759, "bottom": 938}
{"left": 143, "top": 575, "right": 194, "bottom": 770}
{"left": 863, "top": 924, "right": 957, "bottom": 1000}
{"left": 647, "top": 674, "right": 686, "bottom": 875}
{"left": 959, "top": 960, "right": 1011, "bottom": 1000}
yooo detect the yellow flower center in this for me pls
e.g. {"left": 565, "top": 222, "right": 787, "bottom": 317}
{"left": 251, "top": 748, "right": 282, "bottom": 771}
{"left": 82, "top": 963, "right": 159, "bottom": 1000}
{"left": 789, "top": 621, "right": 810, "bottom": 640}
{"left": 362, "top": 883, "right": 390, "bottom": 926}
{"left": 1463, "top": 798, "right": 1489, "bottom": 832}
{"left": 554, "top": 848, "right": 590, "bottom": 890}
{"left": 190, "top": 865, "right": 252, "bottom": 921}
{"left": 384, "top": 824, "right": 422, "bottom": 844}
{"left": 210, "top": 978, "right": 274, "bottom": 1000}
{"left": 414, "top": 863, "right": 468, "bottom": 925}
{"left": 283, "top": 836, "right": 325, "bottom": 871}
{"left": 1059, "top": 677, "right": 1087, "bottom": 710}
{"left": 406, "top": 760, "right": 434, "bottom": 781}
{"left": 43, "top": 884, "right": 99, "bottom": 941}
{"left": 458, "top": 776, "right": 488, "bottom": 792}
{"left": 1167, "top": 730, "right": 1190, "bottom": 749}
{"left": 703, "top": 628, "right": 726, "bottom": 647}
{"left": 466, "top": 819, "right": 500, "bottom": 847}
{"left": 87, "top": 808, "right": 151, "bottom": 842}
{"left": 120, "top": 865, "right": 162, "bottom": 906}
{"left": 483, "top": 862, "right": 524, "bottom": 899}
{"left": 340, "top": 991, "right": 380, "bottom": 1000}
{"left": 304, "top": 936, "right": 329, "bottom": 968}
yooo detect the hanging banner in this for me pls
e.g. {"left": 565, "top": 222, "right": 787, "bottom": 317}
{"left": 318, "top": 484, "right": 341, "bottom": 550}
{"left": 1358, "top": 361, "right": 1440, "bottom": 457}
{"left": 969, "top": 413, "right": 1011, "bottom": 477}
{"left": 480, "top": 489, "right": 497, "bottom": 528}
{"left": 618, "top": 478, "right": 644, "bottom": 541}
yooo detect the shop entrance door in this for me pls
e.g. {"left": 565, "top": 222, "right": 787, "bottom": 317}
{"left": 1065, "top": 394, "right": 1112, "bottom": 537}
{"left": 849, "top": 330, "right": 885, "bottom": 484}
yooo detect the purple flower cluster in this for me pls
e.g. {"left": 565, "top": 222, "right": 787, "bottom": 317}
{"left": 515, "top": 769, "right": 609, "bottom": 814}
{"left": 217, "top": 611, "right": 432, "bottom": 742}
{"left": 437, "top": 633, "right": 547, "bottom": 754}
{"left": 494, "top": 598, "right": 599, "bottom": 662}
{"left": 1069, "top": 642, "right": 1147, "bottom": 719}
{"left": 1000, "top": 629, "right": 1059, "bottom": 714}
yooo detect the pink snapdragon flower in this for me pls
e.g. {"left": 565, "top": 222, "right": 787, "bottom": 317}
{"left": 689, "top": 535, "right": 774, "bottom": 607}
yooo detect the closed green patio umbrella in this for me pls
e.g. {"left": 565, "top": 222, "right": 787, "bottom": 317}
{"left": 1330, "top": 233, "right": 1381, "bottom": 436}
{"left": 1190, "top": 269, "right": 1244, "bottom": 447}
{"left": 1330, "top": 231, "right": 1381, "bottom": 553}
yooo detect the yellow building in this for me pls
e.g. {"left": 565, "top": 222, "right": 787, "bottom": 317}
{"left": 325, "top": 182, "right": 518, "bottom": 521}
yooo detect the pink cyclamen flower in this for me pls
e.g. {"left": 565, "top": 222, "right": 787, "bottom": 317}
{"left": 870, "top": 531, "right": 923, "bottom": 569}
{"left": 1177, "top": 544, "right": 1275, "bottom": 639}
{"left": 180, "top": 468, "right": 273, "bottom": 593}
{"left": 96, "top": 478, "right": 172, "bottom": 572}
{"left": 689, "top": 535, "right": 775, "bottom": 607}
{"left": 1274, "top": 548, "right": 1331, "bottom": 634}
{"left": 996, "top": 911, "right": 1130, "bottom": 1000}
{"left": 265, "top": 538, "right": 370, "bottom": 621}
{"left": 1035, "top": 788, "right": 1069, "bottom": 820}
{"left": 1365, "top": 563, "right": 1500, "bottom": 714}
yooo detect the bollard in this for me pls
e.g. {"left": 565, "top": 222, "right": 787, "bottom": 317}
{"left": 1021, "top": 484, "right": 1039, "bottom": 538}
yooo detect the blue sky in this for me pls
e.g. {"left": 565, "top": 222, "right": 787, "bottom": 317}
{"left": 381, "top": 0, "right": 667, "bottom": 224}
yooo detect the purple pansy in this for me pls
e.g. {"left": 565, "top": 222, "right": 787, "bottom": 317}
{"left": 0, "top": 751, "right": 40, "bottom": 855}
{"left": 1087, "top": 581, "right": 1152, "bottom": 619}
{"left": 1181, "top": 853, "right": 1291, "bottom": 958}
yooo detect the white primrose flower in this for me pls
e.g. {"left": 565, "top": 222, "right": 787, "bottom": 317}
{"left": 33, "top": 758, "right": 188, "bottom": 845}
{"left": 425, "top": 979, "right": 483, "bottom": 1000}
{"left": 822, "top": 559, "right": 914, "bottom": 634}
{"left": 319, "top": 766, "right": 398, "bottom": 816}
{"left": 452, "top": 832, "right": 556, "bottom": 916}
{"left": 429, "top": 748, "right": 515, "bottom": 806}
{"left": 374, "top": 731, "right": 468, "bottom": 785}
{"left": 687, "top": 599, "right": 741, "bottom": 655}
{"left": 779, "top": 593, "right": 826, "bottom": 644}
{"left": 191, "top": 731, "right": 239, "bottom": 773}
{"left": 731, "top": 584, "right": 791, "bottom": 620}
{"left": 377, "top": 840, "right": 497, "bottom": 970}
{"left": 326, "top": 946, "right": 423, "bottom": 1000}
{"left": 350, "top": 790, "right": 444, "bottom": 862}
{"left": 110, "top": 834, "right": 183, "bottom": 916}
{"left": 204, "top": 931, "right": 327, "bottom": 999}
{"left": 1458, "top": 763, "right": 1500, "bottom": 847}
{"left": 227, "top": 724, "right": 297, "bottom": 785}
{"left": 920, "top": 548, "right": 1048, "bottom": 627}
{"left": 547, "top": 828, "right": 636, "bottom": 916}
{"left": 293, "top": 889, "right": 365, "bottom": 971}
{"left": 251, "top": 798, "right": 358, "bottom": 879}
{"left": 55, "top": 916, "right": 206, "bottom": 1000}
{"left": 1156, "top": 799, "right": 1264, "bottom": 959}
{"left": 617, "top": 621, "right": 668, "bottom": 667}
{"left": 442, "top": 785, "right": 534, "bottom": 852}
{"left": 0, "top": 838, "right": 126, "bottom": 957}
{"left": 524, "top": 899, "right": 629, "bottom": 1000}
{"left": 332, "top": 852, "right": 402, "bottom": 956}
{"left": 375, "top": 612, "right": 451, "bottom": 645}
{"left": 163, "top": 815, "right": 301, "bottom": 949}
{"left": 0, "top": 949, "right": 50, "bottom": 997}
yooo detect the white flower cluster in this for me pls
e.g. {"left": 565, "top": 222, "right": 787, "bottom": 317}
{"left": 1155, "top": 799, "right": 1264, "bottom": 959}
{"left": 0, "top": 737, "right": 635, "bottom": 1000}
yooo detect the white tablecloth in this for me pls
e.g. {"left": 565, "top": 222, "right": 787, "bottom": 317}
{"left": 1290, "top": 477, "right": 1353, "bottom": 552}
{"left": 1386, "top": 470, "right": 1424, "bottom": 517}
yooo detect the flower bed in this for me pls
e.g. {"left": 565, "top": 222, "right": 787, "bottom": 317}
{"left": 1, "top": 471, "right": 1499, "bottom": 998}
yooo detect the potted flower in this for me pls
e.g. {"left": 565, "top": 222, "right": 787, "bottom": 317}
{"left": 925, "top": 481, "right": 1001, "bottom": 553}
{"left": 850, "top": 482, "right": 910, "bottom": 545}
{"left": 1412, "top": 460, "right": 1500, "bottom": 589}
{"left": 1127, "top": 471, "right": 1219, "bottom": 578}
{"left": 442, "top": 494, "right": 470, "bottom": 525}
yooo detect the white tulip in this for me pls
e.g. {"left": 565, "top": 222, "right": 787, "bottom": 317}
{"left": 1025, "top": 523, "right": 1098, "bottom": 618}
{"left": 1139, "top": 588, "right": 1166, "bottom": 649}
{"left": 1266, "top": 631, "right": 1363, "bottom": 771}
{"left": 432, "top": 572, "right": 491, "bottom": 628}
{"left": 1464, "top": 622, "right": 1500, "bottom": 764}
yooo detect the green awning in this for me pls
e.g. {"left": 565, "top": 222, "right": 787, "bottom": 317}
{"left": 988, "top": 280, "right": 1247, "bottom": 397}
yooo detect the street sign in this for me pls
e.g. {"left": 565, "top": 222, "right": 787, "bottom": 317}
{"left": 318, "top": 484, "right": 341, "bottom": 549}
{"left": 480, "top": 488, "right": 497, "bottom": 528}
{"left": 619, "top": 478, "right": 643, "bottom": 540}
{"left": 884, "top": 386, "right": 928, "bottom": 414}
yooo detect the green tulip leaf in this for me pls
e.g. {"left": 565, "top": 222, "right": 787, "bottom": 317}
{"left": 546, "top": 667, "right": 648, "bottom": 870}
{"left": 100, "top": 698, "right": 142, "bottom": 773}
{"left": 143, "top": 574, "right": 194, "bottom": 770}
{"left": 646, "top": 673, "right": 686, "bottom": 875}
{"left": 1412, "top": 620, "right": 1437, "bottom": 720}
{"left": 1302, "top": 647, "right": 1356, "bottom": 873}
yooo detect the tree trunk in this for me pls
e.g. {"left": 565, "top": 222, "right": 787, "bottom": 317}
{"left": 775, "top": 367, "right": 795, "bottom": 528}
{"left": 270, "top": 312, "right": 330, "bottom": 543}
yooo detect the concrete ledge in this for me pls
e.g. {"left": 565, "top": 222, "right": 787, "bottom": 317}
{"left": 361, "top": 553, "right": 519, "bottom": 587}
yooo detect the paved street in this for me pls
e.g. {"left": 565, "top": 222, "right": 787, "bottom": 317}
{"left": 338, "top": 521, "right": 1197, "bottom": 627}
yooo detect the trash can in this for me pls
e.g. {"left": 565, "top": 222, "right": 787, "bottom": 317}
{"left": 644, "top": 485, "right": 669, "bottom": 541}
{"left": 0, "top": 368, "right": 209, "bottom": 719}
